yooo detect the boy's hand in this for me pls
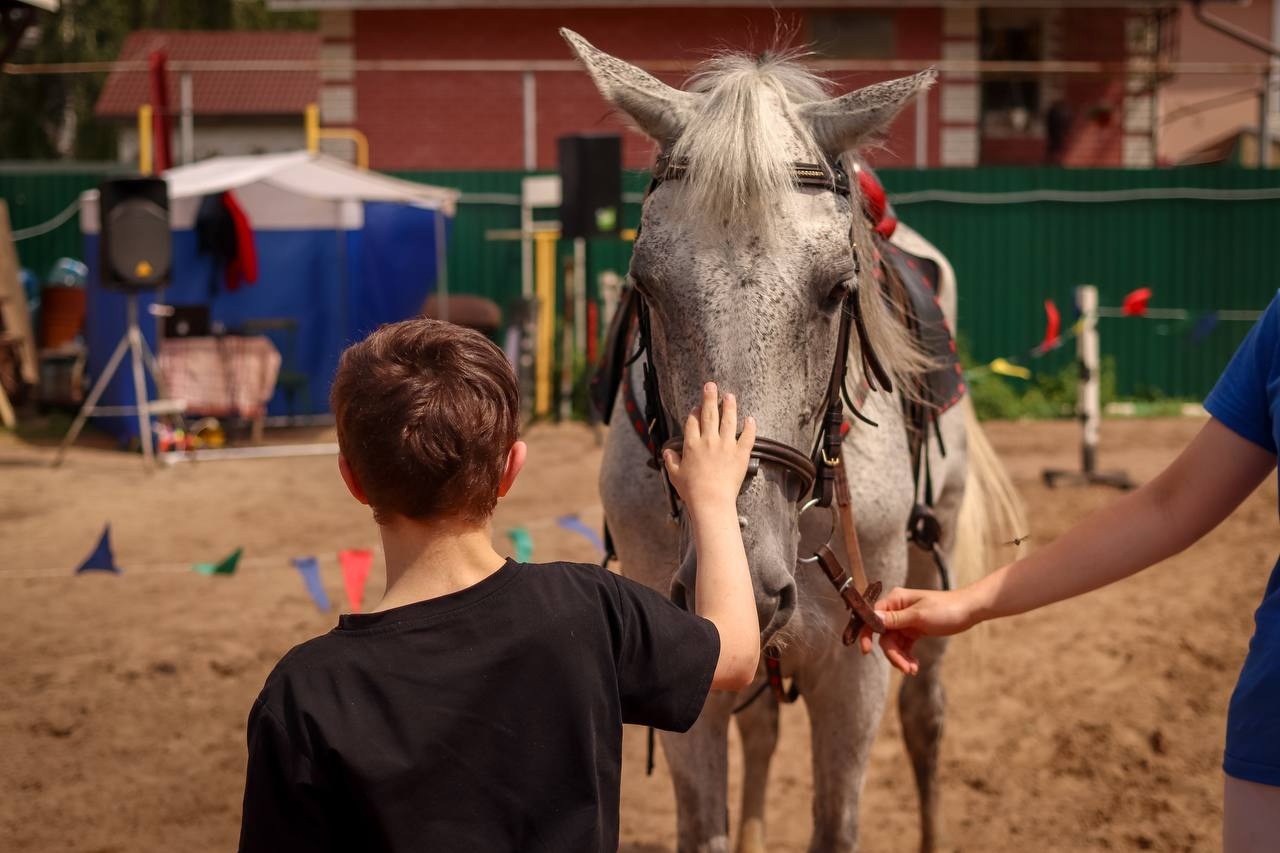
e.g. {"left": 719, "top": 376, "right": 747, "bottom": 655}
{"left": 662, "top": 383, "right": 756, "bottom": 515}
{"left": 857, "top": 586, "right": 986, "bottom": 675}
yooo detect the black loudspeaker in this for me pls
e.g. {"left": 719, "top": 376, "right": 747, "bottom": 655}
{"left": 558, "top": 134, "right": 622, "bottom": 239}
{"left": 99, "top": 176, "right": 171, "bottom": 291}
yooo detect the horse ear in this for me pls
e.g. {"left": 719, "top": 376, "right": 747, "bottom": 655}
{"left": 799, "top": 69, "right": 937, "bottom": 157}
{"left": 560, "top": 28, "right": 697, "bottom": 144}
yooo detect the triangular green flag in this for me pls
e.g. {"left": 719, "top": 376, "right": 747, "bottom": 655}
{"left": 194, "top": 547, "right": 242, "bottom": 576}
{"left": 506, "top": 527, "right": 533, "bottom": 563}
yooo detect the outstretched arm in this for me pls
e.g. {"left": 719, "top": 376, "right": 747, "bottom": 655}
{"left": 664, "top": 382, "right": 759, "bottom": 691}
{"left": 867, "top": 418, "right": 1275, "bottom": 674}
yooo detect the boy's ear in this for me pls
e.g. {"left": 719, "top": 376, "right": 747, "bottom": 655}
{"left": 338, "top": 455, "right": 370, "bottom": 505}
{"left": 498, "top": 441, "right": 527, "bottom": 498}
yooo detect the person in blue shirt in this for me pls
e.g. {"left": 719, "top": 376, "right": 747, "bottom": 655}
{"left": 864, "top": 294, "right": 1280, "bottom": 852}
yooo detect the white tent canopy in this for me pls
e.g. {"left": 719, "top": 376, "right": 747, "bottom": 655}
{"left": 81, "top": 151, "right": 459, "bottom": 233}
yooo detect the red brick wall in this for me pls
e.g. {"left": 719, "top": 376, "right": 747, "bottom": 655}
{"left": 351, "top": 7, "right": 941, "bottom": 170}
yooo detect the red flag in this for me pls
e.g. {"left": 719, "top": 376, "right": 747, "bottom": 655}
{"left": 148, "top": 50, "right": 172, "bottom": 172}
{"left": 1041, "top": 299, "right": 1061, "bottom": 351}
{"left": 1122, "top": 287, "right": 1152, "bottom": 317}
{"left": 339, "top": 549, "right": 373, "bottom": 613}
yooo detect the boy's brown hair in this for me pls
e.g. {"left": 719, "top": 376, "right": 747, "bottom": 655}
{"left": 330, "top": 319, "right": 519, "bottom": 524}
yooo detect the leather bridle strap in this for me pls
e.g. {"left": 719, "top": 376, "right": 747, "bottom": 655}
{"left": 661, "top": 434, "right": 817, "bottom": 502}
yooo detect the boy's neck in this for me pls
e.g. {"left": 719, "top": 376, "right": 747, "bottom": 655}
{"left": 374, "top": 514, "right": 507, "bottom": 612}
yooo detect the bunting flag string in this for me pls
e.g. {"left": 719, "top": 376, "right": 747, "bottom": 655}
{"left": 291, "top": 556, "right": 332, "bottom": 612}
{"left": 193, "top": 547, "right": 242, "bottom": 576}
{"left": 74, "top": 524, "right": 121, "bottom": 575}
{"left": 506, "top": 527, "right": 534, "bottom": 562}
{"left": 556, "top": 514, "right": 606, "bottom": 559}
{"left": 339, "top": 549, "right": 373, "bottom": 613}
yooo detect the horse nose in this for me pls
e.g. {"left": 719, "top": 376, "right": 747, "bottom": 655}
{"left": 759, "top": 579, "right": 797, "bottom": 643}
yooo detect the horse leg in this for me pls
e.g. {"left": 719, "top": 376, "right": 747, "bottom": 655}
{"left": 733, "top": 689, "right": 779, "bottom": 853}
{"left": 802, "top": 646, "right": 890, "bottom": 853}
{"left": 898, "top": 547, "right": 950, "bottom": 853}
{"left": 663, "top": 692, "right": 734, "bottom": 853}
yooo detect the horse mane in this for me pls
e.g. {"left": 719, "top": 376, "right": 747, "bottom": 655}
{"left": 665, "top": 51, "right": 931, "bottom": 391}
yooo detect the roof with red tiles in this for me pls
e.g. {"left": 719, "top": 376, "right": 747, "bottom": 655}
{"left": 95, "top": 30, "right": 319, "bottom": 119}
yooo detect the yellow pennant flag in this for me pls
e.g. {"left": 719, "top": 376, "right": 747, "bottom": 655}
{"left": 989, "top": 358, "right": 1032, "bottom": 380}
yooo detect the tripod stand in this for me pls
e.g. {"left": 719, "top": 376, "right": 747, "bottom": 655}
{"left": 55, "top": 291, "right": 184, "bottom": 467}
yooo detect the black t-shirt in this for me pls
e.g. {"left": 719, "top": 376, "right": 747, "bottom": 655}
{"left": 238, "top": 559, "right": 719, "bottom": 853}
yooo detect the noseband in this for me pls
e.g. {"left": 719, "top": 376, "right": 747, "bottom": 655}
{"left": 633, "top": 153, "right": 892, "bottom": 518}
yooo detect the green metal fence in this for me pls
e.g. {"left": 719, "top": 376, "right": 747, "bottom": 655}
{"left": 5, "top": 163, "right": 1279, "bottom": 400}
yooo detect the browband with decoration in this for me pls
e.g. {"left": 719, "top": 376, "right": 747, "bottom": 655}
{"left": 651, "top": 152, "right": 852, "bottom": 197}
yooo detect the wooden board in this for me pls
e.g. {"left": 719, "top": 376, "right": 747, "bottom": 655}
{"left": 0, "top": 200, "right": 38, "bottom": 385}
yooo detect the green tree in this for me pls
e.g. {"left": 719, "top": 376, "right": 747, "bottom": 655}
{"left": 0, "top": 0, "right": 315, "bottom": 161}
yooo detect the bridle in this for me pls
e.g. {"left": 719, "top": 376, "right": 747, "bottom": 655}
{"left": 634, "top": 152, "right": 894, "bottom": 520}
{"left": 628, "top": 151, "right": 891, "bottom": 712}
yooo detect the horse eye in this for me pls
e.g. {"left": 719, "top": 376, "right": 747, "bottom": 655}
{"left": 824, "top": 281, "right": 851, "bottom": 311}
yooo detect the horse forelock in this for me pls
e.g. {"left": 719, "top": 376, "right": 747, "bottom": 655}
{"left": 666, "top": 51, "right": 833, "bottom": 234}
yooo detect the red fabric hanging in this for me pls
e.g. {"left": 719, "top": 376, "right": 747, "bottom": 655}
{"left": 148, "top": 50, "right": 172, "bottom": 172}
{"left": 222, "top": 191, "right": 258, "bottom": 291}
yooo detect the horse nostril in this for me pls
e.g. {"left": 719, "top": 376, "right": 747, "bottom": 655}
{"left": 761, "top": 581, "right": 797, "bottom": 640}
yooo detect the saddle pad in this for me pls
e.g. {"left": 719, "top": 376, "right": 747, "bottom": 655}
{"left": 881, "top": 242, "right": 965, "bottom": 413}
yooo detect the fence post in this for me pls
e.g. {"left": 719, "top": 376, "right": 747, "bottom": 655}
{"left": 1077, "top": 284, "right": 1100, "bottom": 474}
{"left": 1042, "top": 284, "right": 1132, "bottom": 490}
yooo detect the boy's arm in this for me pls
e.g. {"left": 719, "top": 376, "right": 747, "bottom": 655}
{"left": 868, "top": 418, "right": 1275, "bottom": 674}
{"left": 662, "top": 383, "right": 759, "bottom": 691}
{"left": 238, "top": 699, "right": 335, "bottom": 853}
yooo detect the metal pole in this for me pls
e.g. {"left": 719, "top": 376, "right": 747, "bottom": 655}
{"left": 179, "top": 72, "right": 194, "bottom": 164}
{"left": 573, "top": 237, "right": 587, "bottom": 365}
{"left": 127, "top": 294, "right": 155, "bottom": 466}
{"left": 1077, "top": 284, "right": 1100, "bottom": 476}
{"left": 522, "top": 70, "right": 537, "bottom": 171}
{"left": 434, "top": 209, "right": 450, "bottom": 322}
{"left": 1261, "top": 70, "right": 1272, "bottom": 168}
{"left": 915, "top": 85, "right": 928, "bottom": 168}
{"left": 137, "top": 105, "right": 153, "bottom": 175}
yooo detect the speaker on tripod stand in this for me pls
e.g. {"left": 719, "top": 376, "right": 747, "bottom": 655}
{"left": 56, "top": 177, "right": 186, "bottom": 466}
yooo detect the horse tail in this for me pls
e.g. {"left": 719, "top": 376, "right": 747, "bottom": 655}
{"left": 951, "top": 398, "right": 1026, "bottom": 588}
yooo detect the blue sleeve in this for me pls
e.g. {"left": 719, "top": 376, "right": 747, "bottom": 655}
{"left": 1204, "top": 292, "right": 1280, "bottom": 455}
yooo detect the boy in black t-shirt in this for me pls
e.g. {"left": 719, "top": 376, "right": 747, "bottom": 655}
{"left": 238, "top": 318, "right": 760, "bottom": 852}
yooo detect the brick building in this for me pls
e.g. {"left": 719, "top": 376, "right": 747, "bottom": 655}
{"left": 268, "top": 1, "right": 1180, "bottom": 170}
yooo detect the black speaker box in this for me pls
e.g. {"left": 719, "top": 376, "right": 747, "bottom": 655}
{"left": 558, "top": 134, "right": 622, "bottom": 240}
{"left": 99, "top": 176, "right": 171, "bottom": 291}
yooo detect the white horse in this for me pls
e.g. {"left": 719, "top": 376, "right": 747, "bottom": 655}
{"left": 565, "top": 30, "right": 1023, "bottom": 853}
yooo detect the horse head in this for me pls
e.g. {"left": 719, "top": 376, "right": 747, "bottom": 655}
{"left": 565, "top": 29, "right": 932, "bottom": 644}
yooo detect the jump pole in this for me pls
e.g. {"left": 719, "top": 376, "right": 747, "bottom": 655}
{"left": 1042, "top": 284, "right": 1133, "bottom": 490}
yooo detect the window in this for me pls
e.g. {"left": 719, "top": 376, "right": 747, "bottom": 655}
{"left": 980, "top": 10, "right": 1045, "bottom": 137}
{"left": 809, "top": 12, "right": 895, "bottom": 60}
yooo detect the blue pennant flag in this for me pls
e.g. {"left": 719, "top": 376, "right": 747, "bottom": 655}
{"left": 291, "top": 556, "right": 331, "bottom": 611}
{"left": 75, "top": 524, "right": 121, "bottom": 575}
{"left": 1190, "top": 312, "right": 1220, "bottom": 345}
{"left": 556, "top": 514, "right": 605, "bottom": 558}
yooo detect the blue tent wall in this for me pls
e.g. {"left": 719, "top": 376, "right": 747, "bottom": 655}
{"left": 84, "top": 202, "right": 446, "bottom": 440}
{"left": 352, "top": 202, "right": 445, "bottom": 340}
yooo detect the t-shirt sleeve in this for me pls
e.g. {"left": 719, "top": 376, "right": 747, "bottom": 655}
{"left": 1205, "top": 292, "right": 1280, "bottom": 454}
{"left": 238, "top": 698, "right": 335, "bottom": 853}
{"left": 607, "top": 571, "right": 721, "bottom": 732}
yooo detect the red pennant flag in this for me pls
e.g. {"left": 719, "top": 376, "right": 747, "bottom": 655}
{"left": 1041, "top": 299, "right": 1061, "bottom": 351}
{"left": 339, "top": 549, "right": 373, "bottom": 613}
{"left": 1122, "top": 287, "right": 1152, "bottom": 317}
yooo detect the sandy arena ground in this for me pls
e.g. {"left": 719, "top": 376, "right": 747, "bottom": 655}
{"left": 0, "top": 416, "right": 1269, "bottom": 852}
